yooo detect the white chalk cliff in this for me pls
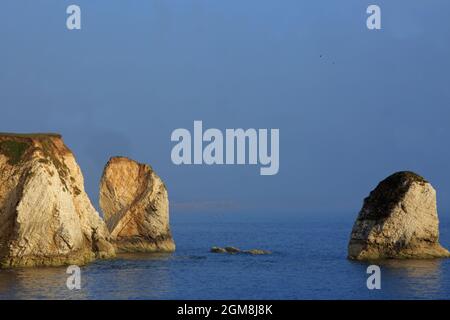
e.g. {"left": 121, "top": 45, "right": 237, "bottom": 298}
{"left": 99, "top": 157, "right": 175, "bottom": 253}
{"left": 0, "top": 134, "right": 115, "bottom": 267}
{"left": 348, "top": 171, "right": 450, "bottom": 260}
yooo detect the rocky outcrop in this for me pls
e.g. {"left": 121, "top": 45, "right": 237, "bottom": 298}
{"left": 99, "top": 157, "right": 175, "bottom": 253}
{"left": 0, "top": 133, "right": 115, "bottom": 268}
{"left": 210, "top": 246, "right": 271, "bottom": 255}
{"left": 348, "top": 171, "right": 450, "bottom": 260}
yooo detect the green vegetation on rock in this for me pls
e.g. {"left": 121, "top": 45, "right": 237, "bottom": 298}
{"left": 0, "top": 133, "right": 61, "bottom": 139}
{"left": 39, "top": 138, "right": 71, "bottom": 191}
{"left": 0, "top": 140, "right": 30, "bottom": 165}
{"left": 361, "top": 171, "right": 428, "bottom": 220}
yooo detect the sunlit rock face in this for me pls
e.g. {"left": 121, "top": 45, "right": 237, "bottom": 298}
{"left": 348, "top": 171, "right": 450, "bottom": 260}
{"left": 0, "top": 133, "right": 115, "bottom": 268}
{"left": 99, "top": 157, "right": 175, "bottom": 253}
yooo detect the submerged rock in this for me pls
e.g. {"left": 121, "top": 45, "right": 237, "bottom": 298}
{"left": 99, "top": 157, "right": 175, "bottom": 253}
{"left": 0, "top": 133, "right": 115, "bottom": 268}
{"left": 210, "top": 246, "right": 227, "bottom": 253}
{"left": 210, "top": 246, "right": 271, "bottom": 255}
{"left": 243, "top": 249, "right": 272, "bottom": 255}
{"left": 224, "top": 246, "right": 241, "bottom": 254}
{"left": 348, "top": 171, "right": 450, "bottom": 260}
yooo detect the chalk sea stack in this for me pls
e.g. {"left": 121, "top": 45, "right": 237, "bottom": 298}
{"left": 348, "top": 171, "right": 450, "bottom": 260}
{"left": 0, "top": 133, "right": 115, "bottom": 268}
{"left": 99, "top": 157, "right": 175, "bottom": 253}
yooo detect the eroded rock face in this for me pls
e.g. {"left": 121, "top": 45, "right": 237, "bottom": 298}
{"left": 348, "top": 171, "right": 450, "bottom": 260}
{"left": 0, "top": 134, "right": 115, "bottom": 268}
{"left": 99, "top": 157, "right": 175, "bottom": 252}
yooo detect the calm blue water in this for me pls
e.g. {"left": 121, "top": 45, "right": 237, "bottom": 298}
{"left": 1, "top": 213, "right": 450, "bottom": 299}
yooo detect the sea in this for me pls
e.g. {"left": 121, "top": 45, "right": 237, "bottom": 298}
{"left": 1, "top": 212, "right": 450, "bottom": 300}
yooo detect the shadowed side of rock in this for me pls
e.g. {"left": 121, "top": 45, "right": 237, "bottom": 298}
{"left": 99, "top": 157, "right": 175, "bottom": 253}
{"left": 348, "top": 171, "right": 450, "bottom": 260}
{"left": 0, "top": 134, "right": 115, "bottom": 268}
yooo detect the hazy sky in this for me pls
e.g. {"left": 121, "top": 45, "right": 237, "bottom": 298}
{"left": 1, "top": 1, "right": 449, "bottom": 217}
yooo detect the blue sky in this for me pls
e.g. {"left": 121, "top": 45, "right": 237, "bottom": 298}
{"left": 1, "top": 1, "right": 449, "bottom": 216}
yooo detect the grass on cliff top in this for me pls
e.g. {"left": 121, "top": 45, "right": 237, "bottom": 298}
{"left": 0, "top": 140, "right": 30, "bottom": 165}
{"left": 0, "top": 133, "right": 61, "bottom": 138}
{"left": 361, "top": 171, "right": 428, "bottom": 220}
{"left": 0, "top": 133, "right": 61, "bottom": 165}
{"left": 381, "top": 171, "right": 428, "bottom": 185}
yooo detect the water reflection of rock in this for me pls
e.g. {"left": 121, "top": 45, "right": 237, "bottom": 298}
{"left": 378, "top": 259, "right": 441, "bottom": 277}
{"left": 82, "top": 253, "right": 173, "bottom": 299}
{"left": 0, "top": 267, "right": 87, "bottom": 299}
{"left": 376, "top": 259, "right": 443, "bottom": 298}
{"left": 0, "top": 253, "right": 174, "bottom": 299}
